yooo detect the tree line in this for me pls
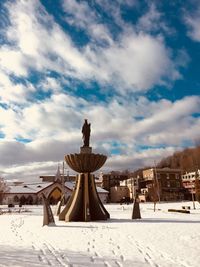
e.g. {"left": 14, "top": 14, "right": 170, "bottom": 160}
{"left": 157, "top": 145, "right": 200, "bottom": 173}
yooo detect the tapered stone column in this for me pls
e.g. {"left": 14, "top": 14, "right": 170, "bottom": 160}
{"left": 132, "top": 197, "right": 141, "bottom": 219}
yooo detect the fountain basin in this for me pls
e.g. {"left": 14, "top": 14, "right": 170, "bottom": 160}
{"left": 65, "top": 153, "right": 107, "bottom": 173}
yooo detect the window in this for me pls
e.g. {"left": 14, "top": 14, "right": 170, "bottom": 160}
{"left": 166, "top": 174, "right": 170, "bottom": 179}
{"left": 14, "top": 195, "right": 19, "bottom": 202}
{"left": 170, "top": 181, "right": 176, "bottom": 187}
{"left": 175, "top": 174, "right": 179, "bottom": 179}
{"left": 167, "top": 181, "right": 170, "bottom": 187}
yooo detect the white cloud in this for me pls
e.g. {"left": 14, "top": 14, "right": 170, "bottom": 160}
{"left": 102, "top": 146, "right": 178, "bottom": 172}
{"left": 96, "top": 33, "right": 179, "bottom": 91}
{"left": 0, "top": 0, "right": 197, "bottom": 181}
{"left": 127, "top": 96, "right": 200, "bottom": 146}
{"left": 0, "top": 70, "right": 35, "bottom": 105}
{"left": 0, "top": 107, "right": 20, "bottom": 139}
{"left": 1, "top": 91, "right": 199, "bottom": 145}
{"left": 136, "top": 3, "right": 172, "bottom": 35}
{"left": 5, "top": 0, "right": 92, "bottom": 77}
{"left": 94, "top": 0, "right": 134, "bottom": 30}
{"left": 0, "top": 46, "right": 27, "bottom": 76}
{"left": 61, "top": 0, "right": 183, "bottom": 92}
{"left": 137, "top": 3, "right": 162, "bottom": 32}
{"left": 62, "top": 0, "right": 113, "bottom": 45}
{"left": 16, "top": 93, "right": 86, "bottom": 140}
{"left": 185, "top": 8, "right": 200, "bottom": 41}
{"left": 0, "top": 94, "right": 199, "bottom": 180}
{"left": 39, "top": 77, "right": 62, "bottom": 93}
{"left": 0, "top": 0, "right": 183, "bottom": 98}
{"left": 2, "top": 161, "right": 60, "bottom": 182}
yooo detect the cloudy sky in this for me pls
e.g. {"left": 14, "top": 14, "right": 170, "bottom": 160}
{"left": 0, "top": 0, "right": 200, "bottom": 181}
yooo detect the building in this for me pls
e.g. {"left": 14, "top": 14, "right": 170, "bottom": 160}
{"left": 99, "top": 172, "right": 129, "bottom": 202}
{"left": 119, "top": 176, "right": 149, "bottom": 202}
{"left": 101, "top": 172, "right": 129, "bottom": 191}
{"left": 110, "top": 185, "right": 130, "bottom": 203}
{"left": 142, "top": 167, "right": 184, "bottom": 201}
{"left": 3, "top": 180, "right": 108, "bottom": 205}
{"left": 182, "top": 170, "right": 200, "bottom": 200}
{"left": 108, "top": 175, "right": 143, "bottom": 203}
{"left": 3, "top": 168, "right": 109, "bottom": 205}
{"left": 3, "top": 181, "right": 71, "bottom": 205}
{"left": 120, "top": 177, "right": 139, "bottom": 200}
{"left": 99, "top": 172, "right": 143, "bottom": 203}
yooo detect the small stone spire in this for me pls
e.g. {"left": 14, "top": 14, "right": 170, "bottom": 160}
{"left": 55, "top": 164, "right": 62, "bottom": 183}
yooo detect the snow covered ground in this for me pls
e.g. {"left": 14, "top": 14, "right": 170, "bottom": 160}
{"left": 0, "top": 201, "right": 200, "bottom": 267}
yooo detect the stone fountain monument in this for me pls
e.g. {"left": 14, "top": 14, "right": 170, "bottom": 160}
{"left": 61, "top": 119, "right": 110, "bottom": 222}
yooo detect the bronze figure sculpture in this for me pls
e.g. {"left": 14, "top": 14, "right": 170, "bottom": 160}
{"left": 82, "top": 119, "right": 91, "bottom": 147}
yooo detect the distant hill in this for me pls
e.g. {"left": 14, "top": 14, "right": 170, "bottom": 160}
{"left": 111, "top": 145, "right": 200, "bottom": 179}
{"left": 157, "top": 145, "right": 200, "bottom": 173}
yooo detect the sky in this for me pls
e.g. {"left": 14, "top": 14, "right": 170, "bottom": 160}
{"left": 0, "top": 0, "right": 200, "bottom": 181}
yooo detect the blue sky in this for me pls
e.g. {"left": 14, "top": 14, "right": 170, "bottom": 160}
{"left": 0, "top": 0, "right": 200, "bottom": 181}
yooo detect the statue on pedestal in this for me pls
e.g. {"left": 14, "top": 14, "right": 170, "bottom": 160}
{"left": 61, "top": 119, "right": 109, "bottom": 222}
{"left": 82, "top": 119, "right": 91, "bottom": 147}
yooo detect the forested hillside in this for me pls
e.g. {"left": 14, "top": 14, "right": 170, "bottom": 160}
{"left": 157, "top": 145, "right": 200, "bottom": 172}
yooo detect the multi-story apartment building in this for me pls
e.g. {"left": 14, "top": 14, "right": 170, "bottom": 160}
{"left": 142, "top": 168, "right": 184, "bottom": 201}
{"left": 120, "top": 177, "right": 140, "bottom": 200}
{"left": 101, "top": 172, "right": 129, "bottom": 192}
{"left": 99, "top": 172, "right": 129, "bottom": 202}
{"left": 109, "top": 185, "right": 130, "bottom": 203}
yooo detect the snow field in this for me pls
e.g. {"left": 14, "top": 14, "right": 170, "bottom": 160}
{"left": 0, "top": 202, "right": 200, "bottom": 267}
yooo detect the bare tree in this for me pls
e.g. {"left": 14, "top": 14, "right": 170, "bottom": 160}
{"left": 151, "top": 182, "right": 160, "bottom": 212}
{"left": 195, "top": 171, "right": 200, "bottom": 203}
{"left": 0, "top": 177, "right": 9, "bottom": 204}
{"left": 157, "top": 143, "right": 200, "bottom": 172}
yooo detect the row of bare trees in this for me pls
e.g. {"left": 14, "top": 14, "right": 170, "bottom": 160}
{"left": 0, "top": 177, "right": 9, "bottom": 204}
{"left": 157, "top": 145, "right": 200, "bottom": 173}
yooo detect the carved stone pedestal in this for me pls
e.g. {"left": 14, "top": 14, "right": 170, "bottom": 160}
{"left": 80, "top": 146, "right": 92, "bottom": 154}
{"left": 64, "top": 173, "right": 109, "bottom": 221}
{"left": 59, "top": 150, "right": 109, "bottom": 222}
